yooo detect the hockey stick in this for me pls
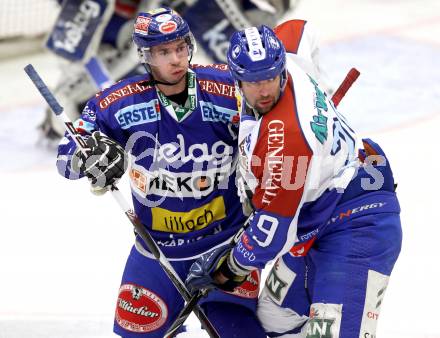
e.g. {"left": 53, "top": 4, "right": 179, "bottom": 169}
{"left": 24, "top": 64, "right": 220, "bottom": 338}
{"left": 331, "top": 68, "right": 360, "bottom": 108}
{"left": 164, "top": 214, "right": 253, "bottom": 338}
{"left": 165, "top": 67, "right": 361, "bottom": 336}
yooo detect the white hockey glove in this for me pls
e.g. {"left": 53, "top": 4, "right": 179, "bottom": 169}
{"left": 72, "top": 131, "right": 128, "bottom": 194}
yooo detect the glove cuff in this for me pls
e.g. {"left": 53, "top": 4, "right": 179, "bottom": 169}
{"left": 226, "top": 251, "right": 253, "bottom": 277}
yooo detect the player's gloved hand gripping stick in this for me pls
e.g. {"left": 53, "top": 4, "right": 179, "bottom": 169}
{"left": 164, "top": 213, "right": 254, "bottom": 337}
{"left": 24, "top": 64, "right": 220, "bottom": 338}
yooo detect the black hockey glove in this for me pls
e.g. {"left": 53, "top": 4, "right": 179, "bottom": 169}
{"left": 73, "top": 131, "right": 128, "bottom": 194}
{"left": 186, "top": 244, "right": 248, "bottom": 293}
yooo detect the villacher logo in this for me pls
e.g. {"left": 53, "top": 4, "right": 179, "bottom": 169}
{"left": 115, "top": 284, "right": 168, "bottom": 333}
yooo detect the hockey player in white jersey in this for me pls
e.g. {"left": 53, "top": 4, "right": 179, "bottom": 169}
{"left": 56, "top": 8, "right": 268, "bottom": 337}
{"left": 186, "top": 24, "right": 402, "bottom": 337}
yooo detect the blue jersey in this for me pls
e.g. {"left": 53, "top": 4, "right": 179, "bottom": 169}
{"left": 57, "top": 64, "right": 245, "bottom": 259}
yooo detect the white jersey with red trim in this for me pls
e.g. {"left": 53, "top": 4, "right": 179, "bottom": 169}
{"left": 274, "top": 20, "right": 321, "bottom": 85}
{"left": 237, "top": 20, "right": 330, "bottom": 164}
{"left": 274, "top": 19, "right": 332, "bottom": 93}
{"left": 231, "top": 57, "right": 362, "bottom": 273}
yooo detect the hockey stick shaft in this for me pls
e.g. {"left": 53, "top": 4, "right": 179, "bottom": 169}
{"left": 331, "top": 67, "right": 360, "bottom": 108}
{"left": 165, "top": 214, "right": 253, "bottom": 337}
{"left": 24, "top": 64, "right": 219, "bottom": 338}
{"left": 165, "top": 67, "right": 361, "bottom": 336}
{"left": 165, "top": 290, "right": 206, "bottom": 337}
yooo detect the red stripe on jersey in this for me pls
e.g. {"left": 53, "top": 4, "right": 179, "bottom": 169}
{"left": 251, "top": 75, "right": 313, "bottom": 217}
{"left": 273, "top": 20, "right": 307, "bottom": 54}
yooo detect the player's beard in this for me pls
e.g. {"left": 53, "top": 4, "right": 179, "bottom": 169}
{"left": 255, "top": 91, "right": 281, "bottom": 115}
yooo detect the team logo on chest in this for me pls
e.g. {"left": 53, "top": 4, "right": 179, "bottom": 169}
{"left": 309, "top": 76, "right": 328, "bottom": 144}
{"left": 156, "top": 134, "right": 233, "bottom": 165}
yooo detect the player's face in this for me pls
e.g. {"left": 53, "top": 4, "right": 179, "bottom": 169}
{"left": 148, "top": 39, "right": 189, "bottom": 84}
{"left": 241, "top": 75, "right": 281, "bottom": 114}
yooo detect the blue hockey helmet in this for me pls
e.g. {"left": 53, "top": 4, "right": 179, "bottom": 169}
{"left": 133, "top": 8, "right": 193, "bottom": 48}
{"left": 227, "top": 25, "right": 286, "bottom": 83}
{"left": 132, "top": 7, "right": 196, "bottom": 65}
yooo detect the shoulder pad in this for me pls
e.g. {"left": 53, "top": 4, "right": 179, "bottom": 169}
{"left": 192, "top": 64, "right": 234, "bottom": 84}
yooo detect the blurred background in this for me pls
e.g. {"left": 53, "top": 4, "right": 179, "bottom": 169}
{"left": 1, "top": 0, "right": 439, "bottom": 337}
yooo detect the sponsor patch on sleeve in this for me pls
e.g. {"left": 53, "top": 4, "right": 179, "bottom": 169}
{"left": 73, "top": 118, "right": 95, "bottom": 135}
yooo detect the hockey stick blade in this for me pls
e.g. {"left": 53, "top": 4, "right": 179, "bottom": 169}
{"left": 24, "top": 64, "right": 220, "bottom": 338}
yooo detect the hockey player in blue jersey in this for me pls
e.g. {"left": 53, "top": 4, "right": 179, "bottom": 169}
{"left": 186, "top": 24, "right": 403, "bottom": 337}
{"left": 56, "top": 8, "right": 267, "bottom": 338}
{"left": 42, "top": 0, "right": 296, "bottom": 141}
